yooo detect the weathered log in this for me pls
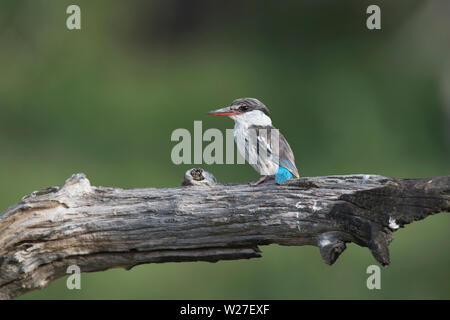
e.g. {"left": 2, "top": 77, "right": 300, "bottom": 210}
{"left": 0, "top": 170, "right": 448, "bottom": 299}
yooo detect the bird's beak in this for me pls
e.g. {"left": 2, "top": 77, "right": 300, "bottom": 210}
{"left": 207, "top": 106, "right": 239, "bottom": 116}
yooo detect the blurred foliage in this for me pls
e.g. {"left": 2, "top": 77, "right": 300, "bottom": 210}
{"left": 0, "top": 0, "right": 448, "bottom": 299}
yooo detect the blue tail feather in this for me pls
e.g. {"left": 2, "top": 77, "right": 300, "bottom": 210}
{"left": 276, "top": 166, "right": 294, "bottom": 185}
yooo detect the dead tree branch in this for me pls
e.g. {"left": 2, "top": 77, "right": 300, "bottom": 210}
{"left": 0, "top": 170, "right": 448, "bottom": 299}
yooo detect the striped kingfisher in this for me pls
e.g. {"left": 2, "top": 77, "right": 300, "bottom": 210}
{"left": 208, "top": 98, "right": 299, "bottom": 186}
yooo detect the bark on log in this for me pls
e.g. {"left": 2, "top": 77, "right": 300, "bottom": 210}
{"left": 0, "top": 170, "right": 448, "bottom": 299}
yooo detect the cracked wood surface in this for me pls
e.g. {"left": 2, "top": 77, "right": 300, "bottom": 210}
{"left": 0, "top": 171, "right": 448, "bottom": 299}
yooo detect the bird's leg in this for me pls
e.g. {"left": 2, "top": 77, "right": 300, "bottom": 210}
{"left": 250, "top": 175, "right": 269, "bottom": 187}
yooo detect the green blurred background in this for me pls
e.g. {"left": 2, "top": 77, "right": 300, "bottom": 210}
{"left": 1, "top": 0, "right": 449, "bottom": 299}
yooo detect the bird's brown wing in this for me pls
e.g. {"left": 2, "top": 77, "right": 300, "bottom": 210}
{"left": 278, "top": 132, "right": 299, "bottom": 178}
{"left": 251, "top": 125, "right": 299, "bottom": 178}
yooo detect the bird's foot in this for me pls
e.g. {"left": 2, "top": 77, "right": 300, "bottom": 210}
{"left": 249, "top": 175, "right": 269, "bottom": 187}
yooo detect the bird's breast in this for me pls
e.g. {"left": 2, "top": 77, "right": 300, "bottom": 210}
{"left": 233, "top": 125, "right": 279, "bottom": 176}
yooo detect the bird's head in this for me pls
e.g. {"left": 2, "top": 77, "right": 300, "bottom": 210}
{"left": 208, "top": 98, "right": 272, "bottom": 126}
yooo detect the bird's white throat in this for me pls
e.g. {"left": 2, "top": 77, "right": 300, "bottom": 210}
{"left": 230, "top": 110, "right": 272, "bottom": 128}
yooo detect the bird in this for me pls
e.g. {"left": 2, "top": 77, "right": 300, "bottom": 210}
{"left": 208, "top": 98, "right": 299, "bottom": 186}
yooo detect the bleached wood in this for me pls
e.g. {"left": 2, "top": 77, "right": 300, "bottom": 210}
{"left": 0, "top": 171, "right": 448, "bottom": 299}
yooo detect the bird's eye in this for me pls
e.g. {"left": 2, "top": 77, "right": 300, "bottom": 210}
{"left": 239, "top": 105, "right": 249, "bottom": 112}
